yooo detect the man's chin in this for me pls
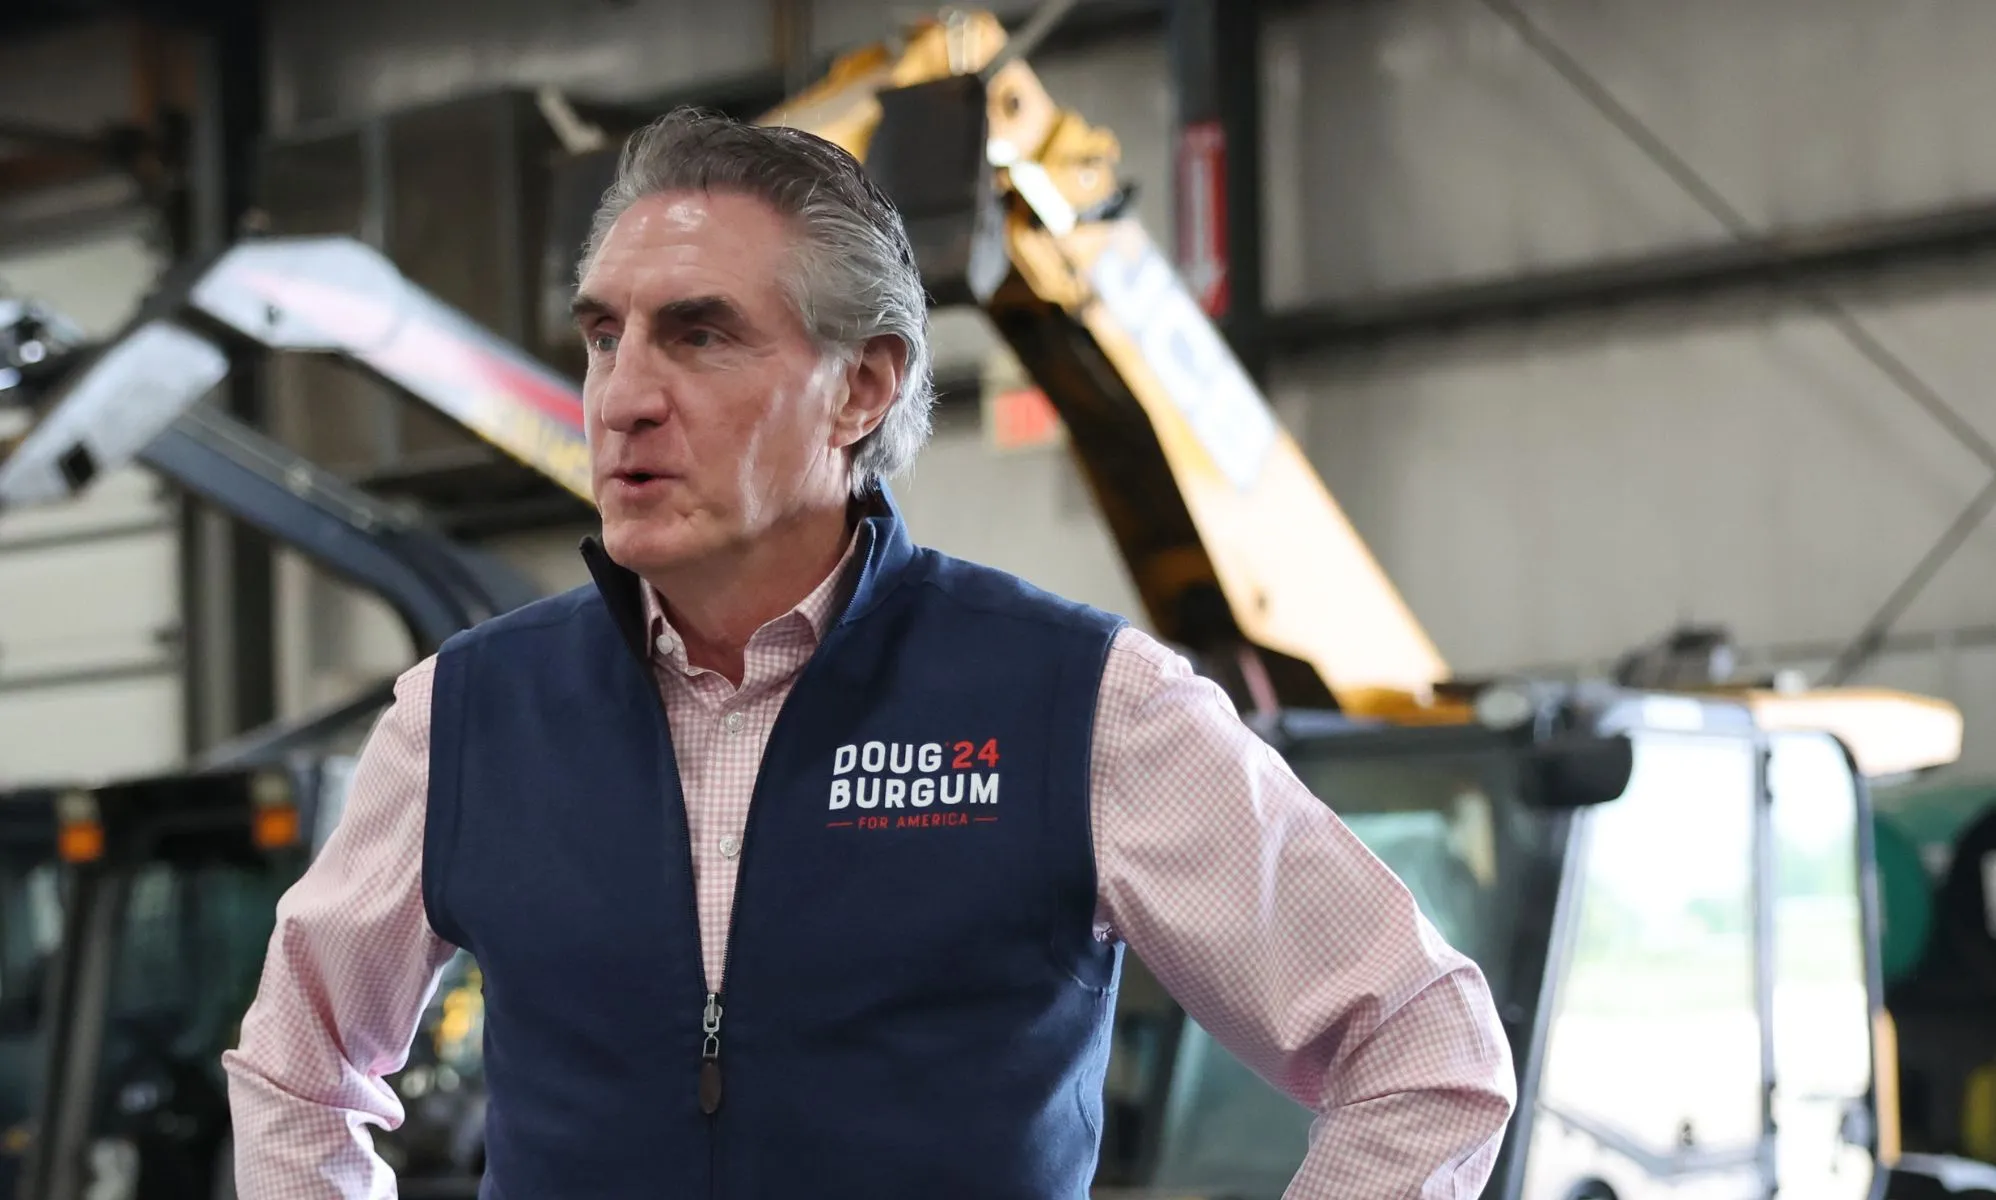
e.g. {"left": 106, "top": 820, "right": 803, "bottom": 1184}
{"left": 600, "top": 518, "right": 715, "bottom": 576}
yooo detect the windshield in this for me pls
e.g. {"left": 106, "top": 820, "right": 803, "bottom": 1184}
{"left": 0, "top": 843, "right": 301, "bottom": 1197}
{"left": 0, "top": 858, "right": 61, "bottom": 1147}
{"left": 98, "top": 860, "right": 293, "bottom": 1104}
{"left": 1116, "top": 730, "right": 1569, "bottom": 1199}
{"left": 1287, "top": 746, "right": 1542, "bottom": 1001}
{"left": 1518, "top": 729, "right": 1764, "bottom": 1198}
{"left": 0, "top": 778, "right": 482, "bottom": 1194}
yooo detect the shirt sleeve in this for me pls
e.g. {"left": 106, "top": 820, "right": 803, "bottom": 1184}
{"left": 1090, "top": 627, "right": 1517, "bottom": 1199}
{"left": 221, "top": 656, "right": 462, "bottom": 1200}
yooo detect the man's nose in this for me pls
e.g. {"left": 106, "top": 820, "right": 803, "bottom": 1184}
{"left": 595, "top": 342, "right": 673, "bottom": 434}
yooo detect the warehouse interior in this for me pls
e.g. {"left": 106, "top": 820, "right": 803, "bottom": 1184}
{"left": 4, "top": 0, "right": 1996, "bottom": 1196}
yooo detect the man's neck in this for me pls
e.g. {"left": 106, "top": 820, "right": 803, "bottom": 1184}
{"left": 648, "top": 502, "right": 855, "bottom": 685}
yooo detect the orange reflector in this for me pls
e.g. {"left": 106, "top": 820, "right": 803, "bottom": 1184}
{"left": 254, "top": 806, "right": 301, "bottom": 849}
{"left": 58, "top": 822, "right": 103, "bottom": 863}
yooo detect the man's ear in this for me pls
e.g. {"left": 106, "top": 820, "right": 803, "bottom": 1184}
{"left": 830, "top": 334, "right": 908, "bottom": 451}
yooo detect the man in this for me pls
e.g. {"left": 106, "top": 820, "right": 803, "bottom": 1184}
{"left": 223, "top": 108, "right": 1515, "bottom": 1198}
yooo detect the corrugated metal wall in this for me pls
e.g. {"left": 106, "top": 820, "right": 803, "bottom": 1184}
{"left": 1262, "top": 0, "right": 1996, "bottom": 302}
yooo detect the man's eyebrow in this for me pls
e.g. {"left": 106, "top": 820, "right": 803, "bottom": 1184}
{"left": 567, "top": 293, "right": 748, "bottom": 332}
{"left": 655, "top": 296, "right": 745, "bottom": 327}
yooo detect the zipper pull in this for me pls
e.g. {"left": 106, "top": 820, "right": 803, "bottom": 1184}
{"left": 699, "top": 992, "right": 724, "bottom": 1114}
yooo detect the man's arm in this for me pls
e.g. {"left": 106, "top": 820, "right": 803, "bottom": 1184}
{"left": 1091, "top": 628, "right": 1517, "bottom": 1198}
{"left": 222, "top": 657, "right": 461, "bottom": 1199}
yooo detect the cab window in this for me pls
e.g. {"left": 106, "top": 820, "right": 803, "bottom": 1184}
{"left": 1524, "top": 730, "right": 1764, "bottom": 1199}
{"left": 1767, "top": 731, "right": 1874, "bottom": 1200}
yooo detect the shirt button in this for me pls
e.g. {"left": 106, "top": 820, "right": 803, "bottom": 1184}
{"left": 654, "top": 634, "right": 674, "bottom": 657}
{"left": 719, "top": 835, "right": 741, "bottom": 859}
{"left": 724, "top": 711, "right": 745, "bottom": 734}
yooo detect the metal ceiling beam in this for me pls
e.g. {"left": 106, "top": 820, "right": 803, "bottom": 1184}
{"left": 1261, "top": 197, "right": 1996, "bottom": 353}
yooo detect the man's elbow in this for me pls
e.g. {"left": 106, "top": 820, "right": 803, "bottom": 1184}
{"left": 1360, "top": 954, "right": 1519, "bottom": 1135}
{"left": 1416, "top": 963, "right": 1519, "bottom": 1189}
{"left": 1453, "top": 957, "right": 1519, "bottom": 1112}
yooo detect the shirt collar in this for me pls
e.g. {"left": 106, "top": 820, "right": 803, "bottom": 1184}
{"left": 642, "top": 523, "right": 863, "bottom": 666}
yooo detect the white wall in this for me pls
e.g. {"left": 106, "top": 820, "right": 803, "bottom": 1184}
{"left": 0, "top": 223, "right": 180, "bottom": 786}
{"left": 894, "top": 412, "right": 1148, "bottom": 623}
{"left": 1247, "top": 0, "right": 1996, "bottom": 781}
{"left": 1261, "top": 0, "right": 1996, "bottom": 304}
{"left": 1273, "top": 256, "right": 1996, "bottom": 776}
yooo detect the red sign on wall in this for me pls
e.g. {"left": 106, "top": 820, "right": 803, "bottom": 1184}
{"left": 1176, "top": 119, "right": 1230, "bottom": 319}
{"left": 984, "top": 386, "right": 1064, "bottom": 452}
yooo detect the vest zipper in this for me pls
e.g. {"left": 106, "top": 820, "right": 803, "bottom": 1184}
{"left": 698, "top": 527, "right": 877, "bottom": 1123}
{"left": 631, "top": 657, "right": 721, "bottom": 1130}
{"left": 698, "top": 991, "right": 724, "bottom": 1113}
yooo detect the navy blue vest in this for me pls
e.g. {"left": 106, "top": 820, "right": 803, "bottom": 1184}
{"left": 423, "top": 490, "right": 1127, "bottom": 1198}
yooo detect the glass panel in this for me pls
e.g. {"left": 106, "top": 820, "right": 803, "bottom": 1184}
{"left": 0, "top": 862, "right": 60, "bottom": 1004}
{"left": 96, "top": 862, "right": 292, "bottom": 1130}
{"left": 0, "top": 862, "right": 56, "bottom": 1169}
{"left": 1282, "top": 749, "right": 1540, "bottom": 1008}
{"left": 1523, "top": 730, "right": 1764, "bottom": 1200}
{"left": 1767, "top": 731, "right": 1875, "bottom": 1200}
{"left": 1125, "top": 742, "right": 1556, "bottom": 1200}
{"left": 1147, "top": 1020, "right": 1317, "bottom": 1198}
{"left": 0, "top": 836, "right": 299, "bottom": 1192}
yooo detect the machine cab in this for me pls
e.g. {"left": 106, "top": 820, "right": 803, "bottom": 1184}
{"left": 1100, "top": 687, "right": 1891, "bottom": 1200}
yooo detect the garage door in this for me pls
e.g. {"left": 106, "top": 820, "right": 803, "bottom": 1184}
{"left": 0, "top": 224, "right": 181, "bottom": 787}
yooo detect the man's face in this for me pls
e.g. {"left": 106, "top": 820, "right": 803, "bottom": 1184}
{"left": 572, "top": 189, "right": 891, "bottom": 576}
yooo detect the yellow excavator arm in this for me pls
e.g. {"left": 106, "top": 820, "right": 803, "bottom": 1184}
{"left": 759, "top": 12, "right": 1449, "bottom": 719}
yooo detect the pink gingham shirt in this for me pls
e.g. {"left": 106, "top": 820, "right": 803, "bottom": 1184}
{"left": 222, "top": 533, "right": 1515, "bottom": 1198}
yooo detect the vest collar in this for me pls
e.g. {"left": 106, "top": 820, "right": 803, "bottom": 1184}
{"left": 578, "top": 482, "right": 917, "bottom": 667}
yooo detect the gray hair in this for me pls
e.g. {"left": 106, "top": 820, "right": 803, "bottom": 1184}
{"left": 578, "top": 107, "right": 935, "bottom": 498}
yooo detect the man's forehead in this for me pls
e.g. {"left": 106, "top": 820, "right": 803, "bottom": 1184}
{"left": 611, "top": 189, "right": 789, "bottom": 247}
{"left": 633, "top": 191, "right": 722, "bottom": 233}
{"left": 578, "top": 190, "right": 791, "bottom": 296}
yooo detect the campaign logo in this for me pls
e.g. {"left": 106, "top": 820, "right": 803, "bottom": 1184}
{"left": 826, "top": 739, "right": 1001, "bottom": 831}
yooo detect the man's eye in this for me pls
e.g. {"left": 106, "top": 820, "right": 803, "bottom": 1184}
{"left": 590, "top": 333, "right": 618, "bottom": 354}
{"left": 685, "top": 328, "right": 719, "bottom": 348}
